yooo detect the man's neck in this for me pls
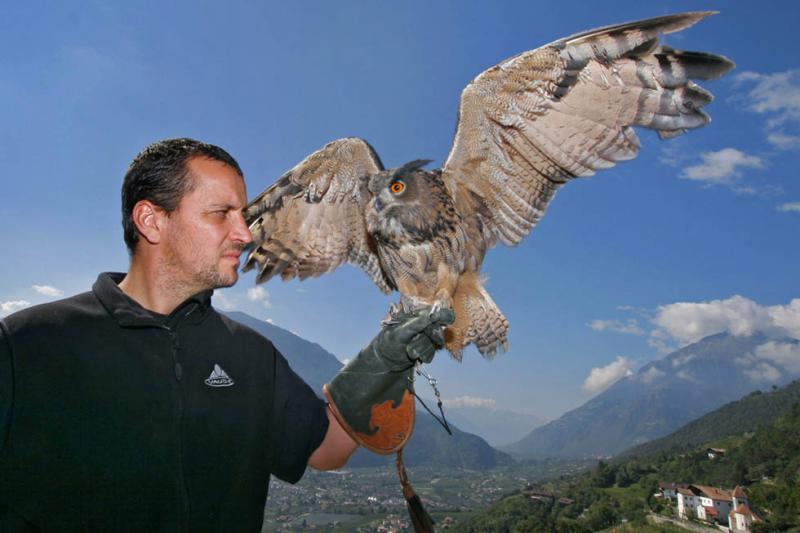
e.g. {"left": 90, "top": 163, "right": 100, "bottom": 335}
{"left": 119, "top": 259, "right": 198, "bottom": 315}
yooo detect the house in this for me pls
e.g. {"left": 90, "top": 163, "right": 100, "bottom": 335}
{"left": 693, "top": 484, "right": 733, "bottom": 526}
{"left": 522, "top": 485, "right": 555, "bottom": 503}
{"left": 729, "top": 486, "right": 762, "bottom": 532}
{"left": 677, "top": 484, "right": 733, "bottom": 526}
{"left": 658, "top": 482, "right": 688, "bottom": 501}
{"left": 677, "top": 486, "right": 700, "bottom": 519}
{"left": 707, "top": 447, "right": 726, "bottom": 459}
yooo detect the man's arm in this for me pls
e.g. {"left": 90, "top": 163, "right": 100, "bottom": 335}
{"left": 307, "top": 407, "right": 358, "bottom": 471}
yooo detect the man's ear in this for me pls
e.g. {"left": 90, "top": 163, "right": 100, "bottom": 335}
{"left": 131, "top": 200, "right": 166, "bottom": 245}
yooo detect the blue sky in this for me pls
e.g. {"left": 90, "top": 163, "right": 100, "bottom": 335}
{"left": 2, "top": 1, "right": 798, "bottom": 420}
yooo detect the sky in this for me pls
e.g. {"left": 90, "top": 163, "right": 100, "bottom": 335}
{"left": 2, "top": 1, "right": 798, "bottom": 421}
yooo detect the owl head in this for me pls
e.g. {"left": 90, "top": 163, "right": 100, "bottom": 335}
{"left": 366, "top": 159, "right": 456, "bottom": 244}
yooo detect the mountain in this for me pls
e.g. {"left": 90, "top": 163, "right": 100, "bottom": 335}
{"left": 440, "top": 404, "right": 545, "bottom": 447}
{"left": 617, "top": 378, "right": 800, "bottom": 460}
{"left": 224, "top": 311, "right": 511, "bottom": 470}
{"left": 503, "top": 332, "right": 800, "bottom": 459}
{"left": 224, "top": 311, "right": 343, "bottom": 394}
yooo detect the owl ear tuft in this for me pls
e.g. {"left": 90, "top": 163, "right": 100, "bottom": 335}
{"left": 394, "top": 159, "right": 433, "bottom": 178}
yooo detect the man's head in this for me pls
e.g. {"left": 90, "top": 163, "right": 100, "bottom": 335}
{"left": 122, "top": 138, "right": 252, "bottom": 292}
{"left": 122, "top": 138, "right": 243, "bottom": 253}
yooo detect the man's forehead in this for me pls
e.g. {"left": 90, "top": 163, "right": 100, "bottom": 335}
{"left": 182, "top": 157, "right": 247, "bottom": 203}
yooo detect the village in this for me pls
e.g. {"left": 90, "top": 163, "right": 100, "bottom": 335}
{"left": 655, "top": 448, "right": 763, "bottom": 532}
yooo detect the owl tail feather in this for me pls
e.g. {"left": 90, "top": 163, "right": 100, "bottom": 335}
{"left": 445, "top": 271, "right": 509, "bottom": 359}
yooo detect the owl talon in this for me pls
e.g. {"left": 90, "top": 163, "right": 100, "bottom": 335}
{"left": 382, "top": 302, "right": 403, "bottom": 325}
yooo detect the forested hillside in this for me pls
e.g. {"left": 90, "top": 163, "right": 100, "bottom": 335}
{"left": 619, "top": 379, "right": 800, "bottom": 460}
{"left": 454, "top": 400, "right": 800, "bottom": 532}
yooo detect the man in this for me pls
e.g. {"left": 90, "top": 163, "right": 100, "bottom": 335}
{"left": 0, "top": 138, "right": 450, "bottom": 531}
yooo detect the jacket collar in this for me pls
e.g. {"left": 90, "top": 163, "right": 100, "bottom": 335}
{"left": 93, "top": 272, "right": 213, "bottom": 328}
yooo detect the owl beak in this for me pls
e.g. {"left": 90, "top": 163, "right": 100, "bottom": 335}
{"left": 374, "top": 197, "right": 384, "bottom": 212}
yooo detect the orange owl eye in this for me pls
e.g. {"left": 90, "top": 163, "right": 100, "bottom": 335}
{"left": 389, "top": 180, "right": 405, "bottom": 194}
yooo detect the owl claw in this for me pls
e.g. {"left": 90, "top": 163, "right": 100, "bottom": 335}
{"left": 382, "top": 302, "right": 403, "bottom": 326}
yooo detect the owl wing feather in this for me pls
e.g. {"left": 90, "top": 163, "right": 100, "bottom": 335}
{"left": 442, "top": 11, "right": 734, "bottom": 250}
{"left": 243, "top": 137, "right": 394, "bottom": 293}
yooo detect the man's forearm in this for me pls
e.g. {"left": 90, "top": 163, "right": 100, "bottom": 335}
{"left": 307, "top": 406, "right": 358, "bottom": 470}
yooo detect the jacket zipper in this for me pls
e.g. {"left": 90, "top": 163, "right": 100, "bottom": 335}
{"left": 160, "top": 324, "right": 189, "bottom": 531}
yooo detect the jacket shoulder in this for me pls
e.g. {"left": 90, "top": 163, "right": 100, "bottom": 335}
{"left": 1, "top": 291, "right": 101, "bottom": 334}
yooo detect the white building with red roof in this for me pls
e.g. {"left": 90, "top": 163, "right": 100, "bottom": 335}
{"left": 729, "top": 486, "right": 761, "bottom": 532}
{"left": 695, "top": 484, "right": 733, "bottom": 525}
{"left": 676, "top": 484, "right": 733, "bottom": 526}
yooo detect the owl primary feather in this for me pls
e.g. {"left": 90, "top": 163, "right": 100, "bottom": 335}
{"left": 243, "top": 12, "right": 734, "bottom": 359}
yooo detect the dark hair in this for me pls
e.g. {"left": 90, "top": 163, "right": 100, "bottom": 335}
{"left": 121, "top": 138, "right": 243, "bottom": 254}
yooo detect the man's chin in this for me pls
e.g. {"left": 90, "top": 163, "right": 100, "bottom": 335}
{"left": 208, "top": 269, "right": 238, "bottom": 290}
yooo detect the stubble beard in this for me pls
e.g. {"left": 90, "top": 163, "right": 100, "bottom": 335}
{"left": 160, "top": 246, "right": 240, "bottom": 297}
{"left": 201, "top": 263, "right": 238, "bottom": 290}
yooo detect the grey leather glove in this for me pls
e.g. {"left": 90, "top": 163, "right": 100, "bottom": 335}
{"left": 323, "top": 307, "right": 454, "bottom": 454}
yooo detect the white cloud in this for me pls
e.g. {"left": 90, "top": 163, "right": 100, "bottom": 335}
{"left": 647, "top": 333, "right": 673, "bottom": 355}
{"left": 681, "top": 148, "right": 765, "bottom": 185}
{"left": 676, "top": 369, "right": 697, "bottom": 383}
{"left": 767, "top": 133, "right": 800, "bottom": 150}
{"left": 651, "top": 296, "right": 800, "bottom": 346}
{"left": 639, "top": 366, "right": 665, "bottom": 384}
{"left": 736, "top": 354, "right": 784, "bottom": 383}
{"left": 0, "top": 300, "right": 31, "bottom": 317}
{"left": 734, "top": 69, "right": 800, "bottom": 150}
{"left": 213, "top": 291, "right": 237, "bottom": 311}
{"left": 582, "top": 356, "right": 634, "bottom": 395}
{"left": 246, "top": 286, "right": 272, "bottom": 308}
{"left": 753, "top": 341, "right": 800, "bottom": 374}
{"left": 746, "top": 363, "right": 782, "bottom": 382}
{"left": 443, "top": 395, "right": 497, "bottom": 409}
{"left": 588, "top": 318, "right": 644, "bottom": 336}
{"left": 735, "top": 340, "right": 800, "bottom": 383}
{"left": 672, "top": 354, "right": 696, "bottom": 368}
{"left": 778, "top": 202, "right": 800, "bottom": 213}
{"left": 33, "top": 284, "right": 63, "bottom": 297}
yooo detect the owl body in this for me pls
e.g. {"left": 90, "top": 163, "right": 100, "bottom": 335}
{"left": 244, "top": 12, "right": 733, "bottom": 358}
{"left": 364, "top": 163, "right": 507, "bottom": 357}
{"left": 366, "top": 167, "right": 467, "bottom": 295}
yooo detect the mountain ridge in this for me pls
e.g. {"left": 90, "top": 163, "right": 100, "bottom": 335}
{"left": 503, "top": 331, "right": 800, "bottom": 459}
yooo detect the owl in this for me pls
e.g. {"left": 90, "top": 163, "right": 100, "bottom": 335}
{"left": 243, "top": 12, "right": 734, "bottom": 359}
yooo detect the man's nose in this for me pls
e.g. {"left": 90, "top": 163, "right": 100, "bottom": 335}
{"left": 232, "top": 212, "right": 253, "bottom": 245}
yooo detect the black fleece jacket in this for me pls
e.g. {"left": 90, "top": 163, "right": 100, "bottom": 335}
{"left": 0, "top": 273, "right": 328, "bottom": 532}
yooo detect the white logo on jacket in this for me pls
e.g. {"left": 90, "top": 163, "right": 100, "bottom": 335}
{"left": 205, "top": 364, "right": 234, "bottom": 387}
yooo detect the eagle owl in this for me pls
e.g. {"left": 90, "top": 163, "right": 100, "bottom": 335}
{"left": 243, "top": 12, "right": 733, "bottom": 359}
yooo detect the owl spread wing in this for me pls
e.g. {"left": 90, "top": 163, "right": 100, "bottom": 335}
{"left": 243, "top": 137, "right": 394, "bottom": 292}
{"left": 442, "top": 12, "right": 734, "bottom": 249}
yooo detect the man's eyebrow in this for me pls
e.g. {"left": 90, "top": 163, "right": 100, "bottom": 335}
{"left": 207, "top": 203, "right": 238, "bottom": 210}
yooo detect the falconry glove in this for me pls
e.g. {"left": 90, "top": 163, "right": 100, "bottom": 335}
{"left": 323, "top": 307, "right": 454, "bottom": 454}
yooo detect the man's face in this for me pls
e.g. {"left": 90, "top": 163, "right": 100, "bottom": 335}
{"left": 161, "top": 157, "right": 252, "bottom": 293}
